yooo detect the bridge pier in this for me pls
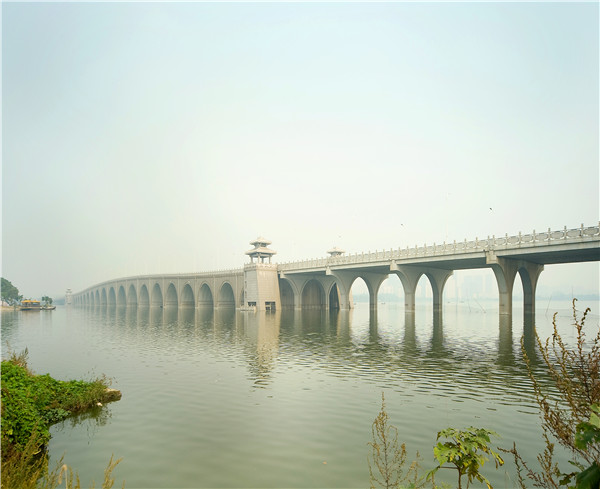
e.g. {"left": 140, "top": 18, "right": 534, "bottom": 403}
{"left": 392, "top": 265, "right": 453, "bottom": 315}
{"left": 362, "top": 272, "right": 388, "bottom": 310}
{"left": 487, "top": 253, "right": 544, "bottom": 317}
{"left": 327, "top": 270, "right": 388, "bottom": 310}
{"left": 326, "top": 271, "right": 354, "bottom": 310}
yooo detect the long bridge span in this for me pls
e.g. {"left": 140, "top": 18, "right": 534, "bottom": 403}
{"left": 73, "top": 223, "right": 600, "bottom": 318}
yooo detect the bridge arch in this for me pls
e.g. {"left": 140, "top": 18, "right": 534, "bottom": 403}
{"left": 394, "top": 267, "right": 452, "bottom": 314}
{"left": 101, "top": 288, "right": 107, "bottom": 306}
{"left": 165, "top": 283, "right": 178, "bottom": 308}
{"left": 348, "top": 273, "right": 388, "bottom": 310}
{"left": 117, "top": 286, "right": 126, "bottom": 306}
{"left": 349, "top": 276, "right": 370, "bottom": 306}
{"left": 108, "top": 287, "right": 117, "bottom": 306}
{"left": 218, "top": 282, "right": 235, "bottom": 308}
{"left": 422, "top": 270, "right": 451, "bottom": 312}
{"left": 328, "top": 282, "right": 341, "bottom": 310}
{"left": 198, "top": 283, "right": 213, "bottom": 308}
{"left": 378, "top": 274, "right": 404, "bottom": 304}
{"left": 301, "top": 279, "right": 326, "bottom": 309}
{"left": 517, "top": 264, "right": 543, "bottom": 317}
{"left": 181, "top": 283, "right": 195, "bottom": 308}
{"left": 151, "top": 283, "right": 163, "bottom": 307}
{"left": 127, "top": 284, "right": 137, "bottom": 306}
{"left": 139, "top": 284, "right": 150, "bottom": 307}
{"left": 279, "top": 278, "right": 297, "bottom": 309}
{"left": 490, "top": 258, "right": 544, "bottom": 317}
{"left": 95, "top": 290, "right": 100, "bottom": 306}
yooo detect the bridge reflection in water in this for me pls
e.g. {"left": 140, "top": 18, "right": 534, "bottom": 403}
{"left": 90, "top": 302, "right": 553, "bottom": 390}
{"left": 40, "top": 301, "right": 588, "bottom": 487}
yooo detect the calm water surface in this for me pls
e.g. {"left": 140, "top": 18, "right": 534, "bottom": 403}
{"left": 2, "top": 300, "right": 598, "bottom": 488}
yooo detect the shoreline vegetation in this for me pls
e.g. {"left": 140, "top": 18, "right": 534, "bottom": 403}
{"left": 0, "top": 348, "right": 123, "bottom": 489}
{"left": 368, "top": 299, "right": 599, "bottom": 489}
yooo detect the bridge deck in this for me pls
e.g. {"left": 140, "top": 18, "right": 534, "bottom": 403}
{"left": 279, "top": 224, "right": 600, "bottom": 274}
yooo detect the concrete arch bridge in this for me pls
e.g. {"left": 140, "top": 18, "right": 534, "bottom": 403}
{"left": 77, "top": 269, "right": 245, "bottom": 309}
{"left": 73, "top": 223, "right": 600, "bottom": 318}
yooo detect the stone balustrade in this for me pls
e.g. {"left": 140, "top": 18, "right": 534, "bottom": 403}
{"left": 278, "top": 223, "right": 600, "bottom": 271}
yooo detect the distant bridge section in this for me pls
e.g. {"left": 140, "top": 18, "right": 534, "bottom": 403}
{"left": 75, "top": 269, "right": 245, "bottom": 310}
{"left": 73, "top": 223, "right": 600, "bottom": 318}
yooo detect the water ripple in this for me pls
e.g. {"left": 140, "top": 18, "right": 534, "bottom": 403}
{"left": 2, "top": 304, "right": 583, "bottom": 488}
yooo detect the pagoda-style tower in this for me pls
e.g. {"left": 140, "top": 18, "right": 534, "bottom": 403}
{"left": 244, "top": 237, "right": 280, "bottom": 311}
{"left": 245, "top": 237, "right": 277, "bottom": 264}
{"left": 327, "top": 246, "right": 345, "bottom": 257}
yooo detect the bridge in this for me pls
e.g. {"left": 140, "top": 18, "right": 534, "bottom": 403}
{"left": 72, "top": 223, "right": 600, "bottom": 318}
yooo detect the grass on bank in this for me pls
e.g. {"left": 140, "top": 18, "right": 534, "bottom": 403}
{"left": 1, "top": 348, "right": 123, "bottom": 489}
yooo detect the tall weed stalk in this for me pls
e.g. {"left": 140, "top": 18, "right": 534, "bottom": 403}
{"left": 508, "top": 299, "right": 600, "bottom": 488}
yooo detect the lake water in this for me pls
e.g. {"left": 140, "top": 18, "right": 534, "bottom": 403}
{"left": 2, "top": 299, "right": 598, "bottom": 488}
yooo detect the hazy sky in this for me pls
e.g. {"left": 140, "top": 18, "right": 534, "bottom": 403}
{"left": 2, "top": 1, "right": 599, "bottom": 300}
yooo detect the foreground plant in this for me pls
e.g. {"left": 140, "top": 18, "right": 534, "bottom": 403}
{"left": 368, "top": 393, "right": 422, "bottom": 489}
{"left": 2, "top": 443, "right": 123, "bottom": 489}
{"left": 508, "top": 299, "right": 600, "bottom": 488}
{"left": 569, "top": 404, "right": 600, "bottom": 488}
{"left": 1, "top": 348, "right": 123, "bottom": 488}
{"left": 426, "top": 427, "right": 503, "bottom": 489}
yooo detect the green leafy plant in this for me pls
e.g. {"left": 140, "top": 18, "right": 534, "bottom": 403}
{"left": 1, "top": 349, "right": 124, "bottom": 488}
{"left": 1, "top": 348, "right": 120, "bottom": 449}
{"left": 426, "top": 427, "right": 504, "bottom": 489}
{"left": 560, "top": 403, "right": 600, "bottom": 489}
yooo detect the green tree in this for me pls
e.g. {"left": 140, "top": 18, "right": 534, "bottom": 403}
{"left": 1, "top": 278, "right": 20, "bottom": 306}
{"left": 427, "top": 427, "right": 504, "bottom": 489}
{"left": 41, "top": 296, "right": 53, "bottom": 306}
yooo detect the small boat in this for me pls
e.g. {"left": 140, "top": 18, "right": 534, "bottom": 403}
{"left": 19, "top": 300, "right": 42, "bottom": 311}
{"left": 42, "top": 305, "right": 56, "bottom": 310}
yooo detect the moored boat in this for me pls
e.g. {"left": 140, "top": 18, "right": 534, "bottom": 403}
{"left": 19, "top": 300, "right": 42, "bottom": 311}
{"left": 42, "top": 305, "right": 56, "bottom": 310}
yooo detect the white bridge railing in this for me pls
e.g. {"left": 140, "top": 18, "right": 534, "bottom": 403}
{"left": 74, "top": 223, "right": 599, "bottom": 298}
{"left": 278, "top": 223, "right": 600, "bottom": 272}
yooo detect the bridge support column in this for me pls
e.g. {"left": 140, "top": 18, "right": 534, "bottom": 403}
{"left": 327, "top": 271, "right": 356, "bottom": 310}
{"left": 487, "top": 253, "right": 544, "bottom": 317}
{"left": 362, "top": 272, "right": 389, "bottom": 310}
{"left": 521, "top": 262, "right": 544, "bottom": 318}
{"left": 328, "top": 270, "right": 388, "bottom": 311}
{"left": 393, "top": 265, "right": 453, "bottom": 315}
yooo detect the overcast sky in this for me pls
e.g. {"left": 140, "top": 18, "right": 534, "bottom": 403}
{"left": 2, "top": 1, "right": 599, "bottom": 301}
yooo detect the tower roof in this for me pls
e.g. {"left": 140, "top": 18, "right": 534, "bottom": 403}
{"left": 245, "top": 246, "right": 277, "bottom": 256}
{"left": 246, "top": 236, "right": 276, "bottom": 260}
{"left": 249, "top": 236, "right": 272, "bottom": 247}
{"left": 327, "top": 246, "right": 345, "bottom": 256}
